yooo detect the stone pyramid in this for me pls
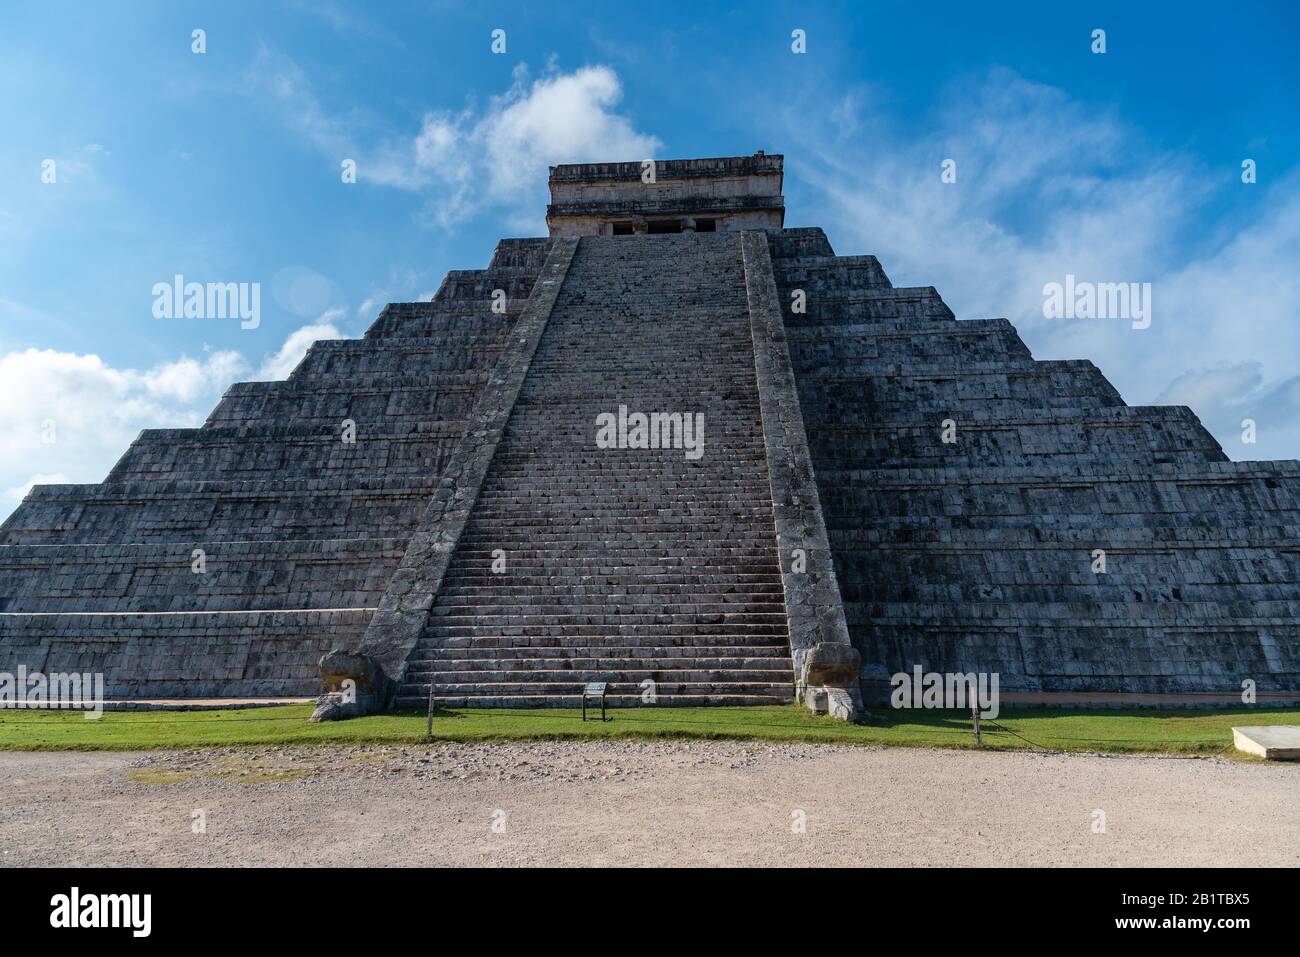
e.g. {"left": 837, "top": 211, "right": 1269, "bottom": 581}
{"left": 2, "top": 152, "right": 1297, "bottom": 715}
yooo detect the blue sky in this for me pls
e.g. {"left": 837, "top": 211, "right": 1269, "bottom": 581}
{"left": 2, "top": 1, "right": 1299, "bottom": 513}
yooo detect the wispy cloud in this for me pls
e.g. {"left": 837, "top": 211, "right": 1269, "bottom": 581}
{"left": 243, "top": 52, "right": 662, "bottom": 229}
{"left": 285, "top": 0, "right": 404, "bottom": 45}
{"left": 784, "top": 67, "right": 1300, "bottom": 460}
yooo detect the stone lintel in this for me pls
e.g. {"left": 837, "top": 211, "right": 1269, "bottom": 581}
{"left": 548, "top": 196, "right": 785, "bottom": 216}
{"left": 548, "top": 153, "right": 784, "bottom": 183}
{"left": 548, "top": 153, "right": 784, "bottom": 237}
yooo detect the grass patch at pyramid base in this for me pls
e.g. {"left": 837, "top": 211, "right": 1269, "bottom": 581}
{"left": 1, "top": 703, "right": 1297, "bottom": 757}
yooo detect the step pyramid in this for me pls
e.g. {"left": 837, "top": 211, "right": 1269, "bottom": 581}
{"left": 2, "top": 152, "right": 1297, "bottom": 710}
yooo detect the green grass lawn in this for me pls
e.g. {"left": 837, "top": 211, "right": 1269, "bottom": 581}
{"left": 0, "top": 703, "right": 1294, "bottom": 757}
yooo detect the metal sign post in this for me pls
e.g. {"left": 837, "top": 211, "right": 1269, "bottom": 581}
{"left": 582, "top": 682, "right": 609, "bottom": 722}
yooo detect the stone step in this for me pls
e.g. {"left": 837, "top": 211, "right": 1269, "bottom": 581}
{"left": 410, "top": 648, "right": 791, "bottom": 664}
{"left": 474, "top": 472, "right": 770, "bottom": 484}
{"left": 423, "top": 628, "right": 788, "bottom": 642}
{"left": 205, "top": 377, "right": 489, "bottom": 428}
{"left": 290, "top": 342, "right": 504, "bottom": 380}
{"left": 431, "top": 633, "right": 792, "bottom": 649}
{"left": 431, "top": 271, "right": 538, "bottom": 301}
{"left": 428, "top": 600, "right": 788, "bottom": 617}
{"left": 798, "top": 362, "right": 1123, "bottom": 395}
{"left": 402, "top": 692, "right": 795, "bottom": 708}
{"left": 766, "top": 228, "right": 837, "bottom": 259}
{"left": 771, "top": 254, "right": 892, "bottom": 288}
{"left": 455, "top": 508, "right": 779, "bottom": 520}
{"left": 485, "top": 238, "right": 552, "bottom": 270}
{"left": 427, "top": 611, "right": 789, "bottom": 626}
{"left": 436, "top": 582, "right": 785, "bottom": 596}
{"left": 398, "top": 233, "right": 792, "bottom": 706}
{"left": 440, "top": 568, "right": 782, "bottom": 580}
{"left": 437, "top": 580, "right": 785, "bottom": 594}
{"left": 787, "top": 316, "right": 1019, "bottom": 340}
{"left": 439, "top": 567, "right": 782, "bottom": 579}
{"left": 405, "top": 667, "right": 792, "bottom": 684}
{"left": 445, "top": 545, "right": 781, "bottom": 556}
{"left": 363, "top": 310, "right": 523, "bottom": 340}
{"left": 404, "top": 680, "right": 795, "bottom": 697}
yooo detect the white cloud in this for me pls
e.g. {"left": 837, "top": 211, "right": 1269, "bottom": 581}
{"left": 143, "top": 350, "right": 247, "bottom": 403}
{"left": 482, "top": 65, "right": 659, "bottom": 195}
{"left": 0, "top": 320, "right": 351, "bottom": 514}
{"left": 246, "top": 53, "right": 661, "bottom": 228}
{"left": 256, "top": 320, "right": 345, "bottom": 380}
{"left": 1156, "top": 362, "right": 1264, "bottom": 414}
{"left": 245, "top": 48, "right": 357, "bottom": 169}
{"left": 1157, "top": 363, "right": 1300, "bottom": 462}
{"left": 410, "top": 64, "right": 662, "bottom": 226}
{"left": 787, "top": 68, "right": 1300, "bottom": 461}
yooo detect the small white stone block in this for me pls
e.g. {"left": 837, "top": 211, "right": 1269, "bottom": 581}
{"left": 1232, "top": 725, "right": 1300, "bottom": 760}
{"left": 826, "top": 688, "right": 856, "bottom": 722}
{"left": 804, "top": 687, "right": 828, "bottom": 714}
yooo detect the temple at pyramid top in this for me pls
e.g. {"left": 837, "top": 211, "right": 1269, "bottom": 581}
{"left": 546, "top": 151, "right": 785, "bottom": 236}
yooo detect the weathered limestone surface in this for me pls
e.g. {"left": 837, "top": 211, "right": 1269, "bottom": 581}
{"left": 739, "top": 231, "right": 864, "bottom": 715}
{"left": 355, "top": 238, "right": 578, "bottom": 694}
{"left": 0, "top": 239, "right": 553, "bottom": 697}
{"left": 766, "top": 226, "right": 1300, "bottom": 695}
{"left": 547, "top": 153, "right": 784, "bottom": 236}
{"left": 3, "top": 152, "right": 1297, "bottom": 707}
{"left": 394, "top": 233, "right": 795, "bottom": 708}
{"left": 310, "top": 648, "right": 394, "bottom": 721}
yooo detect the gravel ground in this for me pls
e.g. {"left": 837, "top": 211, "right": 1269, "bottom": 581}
{"left": 0, "top": 742, "right": 1296, "bottom": 867}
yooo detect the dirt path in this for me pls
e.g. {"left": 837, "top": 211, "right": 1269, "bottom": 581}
{"left": 1, "top": 742, "right": 1296, "bottom": 867}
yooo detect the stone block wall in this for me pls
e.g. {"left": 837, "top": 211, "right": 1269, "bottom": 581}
{"left": 0, "top": 238, "right": 552, "bottom": 697}
{"left": 767, "top": 227, "right": 1300, "bottom": 695}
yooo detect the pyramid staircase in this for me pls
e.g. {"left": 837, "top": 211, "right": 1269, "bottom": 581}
{"left": 394, "top": 234, "right": 793, "bottom": 707}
